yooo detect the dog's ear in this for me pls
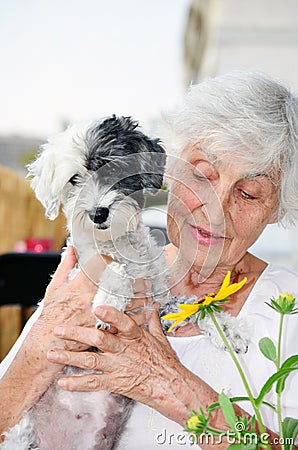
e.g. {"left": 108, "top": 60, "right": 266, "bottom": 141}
{"left": 27, "top": 146, "right": 64, "bottom": 220}
{"left": 27, "top": 123, "right": 89, "bottom": 220}
{"left": 139, "top": 138, "right": 166, "bottom": 195}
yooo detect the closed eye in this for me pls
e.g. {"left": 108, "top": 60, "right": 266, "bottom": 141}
{"left": 194, "top": 173, "right": 208, "bottom": 181}
{"left": 240, "top": 190, "right": 257, "bottom": 200}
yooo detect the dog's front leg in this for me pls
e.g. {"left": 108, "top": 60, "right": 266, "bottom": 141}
{"left": 92, "top": 261, "right": 133, "bottom": 329}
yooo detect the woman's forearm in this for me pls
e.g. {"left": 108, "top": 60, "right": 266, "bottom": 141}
{"left": 139, "top": 354, "right": 219, "bottom": 427}
{"left": 0, "top": 322, "right": 63, "bottom": 437}
{"left": 153, "top": 360, "right": 288, "bottom": 450}
{"left": 0, "top": 247, "right": 100, "bottom": 440}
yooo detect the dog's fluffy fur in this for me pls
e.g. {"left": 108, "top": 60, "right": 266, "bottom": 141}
{"left": 2, "top": 116, "right": 169, "bottom": 450}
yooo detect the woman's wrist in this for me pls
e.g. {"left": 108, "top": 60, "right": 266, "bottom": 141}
{"left": 143, "top": 353, "right": 219, "bottom": 428}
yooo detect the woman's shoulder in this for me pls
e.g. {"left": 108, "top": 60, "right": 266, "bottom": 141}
{"left": 242, "top": 262, "right": 298, "bottom": 318}
{"left": 260, "top": 263, "right": 298, "bottom": 290}
{"left": 243, "top": 263, "right": 298, "bottom": 353}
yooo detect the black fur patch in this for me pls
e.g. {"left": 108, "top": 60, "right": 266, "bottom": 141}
{"left": 84, "top": 115, "right": 166, "bottom": 196}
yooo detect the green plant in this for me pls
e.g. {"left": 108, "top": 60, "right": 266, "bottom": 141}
{"left": 162, "top": 277, "right": 298, "bottom": 449}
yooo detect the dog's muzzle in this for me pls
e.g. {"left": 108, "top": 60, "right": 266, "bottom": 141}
{"left": 89, "top": 207, "right": 109, "bottom": 226}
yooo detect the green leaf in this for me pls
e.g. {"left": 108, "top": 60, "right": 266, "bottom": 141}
{"left": 255, "top": 368, "right": 294, "bottom": 407}
{"left": 276, "top": 355, "right": 298, "bottom": 394}
{"left": 249, "top": 415, "right": 257, "bottom": 433}
{"left": 259, "top": 337, "right": 276, "bottom": 362}
{"left": 282, "top": 417, "right": 298, "bottom": 450}
{"left": 207, "top": 397, "right": 276, "bottom": 413}
{"left": 281, "top": 355, "right": 298, "bottom": 369}
{"left": 207, "top": 397, "right": 251, "bottom": 413}
{"left": 219, "top": 392, "right": 237, "bottom": 430}
{"left": 265, "top": 299, "right": 283, "bottom": 314}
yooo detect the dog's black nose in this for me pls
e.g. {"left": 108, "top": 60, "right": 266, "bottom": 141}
{"left": 90, "top": 207, "right": 109, "bottom": 224}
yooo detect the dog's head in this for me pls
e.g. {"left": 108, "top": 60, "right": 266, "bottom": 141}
{"left": 27, "top": 115, "right": 166, "bottom": 241}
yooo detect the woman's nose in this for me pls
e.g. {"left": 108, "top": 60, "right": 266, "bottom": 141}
{"left": 202, "top": 183, "right": 231, "bottom": 227}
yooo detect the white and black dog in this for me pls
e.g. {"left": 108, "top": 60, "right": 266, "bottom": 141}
{"left": 2, "top": 116, "right": 170, "bottom": 450}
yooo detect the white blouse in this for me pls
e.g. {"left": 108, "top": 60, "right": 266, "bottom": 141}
{"left": 116, "top": 264, "right": 298, "bottom": 449}
{"left": 1, "top": 263, "right": 298, "bottom": 450}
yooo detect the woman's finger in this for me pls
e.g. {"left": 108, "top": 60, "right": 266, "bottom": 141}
{"left": 57, "top": 373, "right": 108, "bottom": 392}
{"left": 132, "top": 278, "right": 151, "bottom": 295}
{"left": 47, "top": 348, "right": 105, "bottom": 372}
{"left": 73, "top": 253, "right": 112, "bottom": 286}
{"left": 50, "top": 246, "right": 77, "bottom": 286}
{"left": 125, "top": 296, "right": 151, "bottom": 311}
{"left": 171, "top": 323, "right": 202, "bottom": 337}
{"left": 94, "top": 306, "right": 141, "bottom": 339}
{"left": 53, "top": 323, "right": 123, "bottom": 353}
{"left": 126, "top": 306, "right": 155, "bottom": 327}
{"left": 148, "top": 307, "right": 171, "bottom": 344}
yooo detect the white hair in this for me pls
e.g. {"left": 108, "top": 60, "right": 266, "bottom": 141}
{"left": 163, "top": 71, "right": 298, "bottom": 225}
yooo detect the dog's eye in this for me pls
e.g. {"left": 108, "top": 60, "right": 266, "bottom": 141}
{"left": 69, "top": 174, "right": 80, "bottom": 185}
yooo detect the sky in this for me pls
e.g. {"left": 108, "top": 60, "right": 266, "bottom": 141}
{"left": 0, "top": 0, "right": 191, "bottom": 138}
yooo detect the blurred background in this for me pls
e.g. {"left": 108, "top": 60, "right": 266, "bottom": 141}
{"left": 1, "top": 0, "right": 298, "bottom": 267}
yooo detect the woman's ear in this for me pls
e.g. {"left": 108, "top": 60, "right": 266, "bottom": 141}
{"left": 268, "top": 207, "right": 281, "bottom": 225}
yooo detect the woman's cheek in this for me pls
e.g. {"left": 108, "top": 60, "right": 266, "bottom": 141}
{"left": 172, "top": 182, "right": 203, "bottom": 212}
{"left": 167, "top": 200, "right": 181, "bottom": 245}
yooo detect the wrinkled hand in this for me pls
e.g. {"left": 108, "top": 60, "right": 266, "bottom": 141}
{"left": 35, "top": 246, "right": 155, "bottom": 358}
{"left": 47, "top": 305, "right": 183, "bottom": 409}
{"left": 41, "top": 247, "right": 152, "bottom": 339}
{"left": 31, "top": 246, "right": 110, "bottom": 354}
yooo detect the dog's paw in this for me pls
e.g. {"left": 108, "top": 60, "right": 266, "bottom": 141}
{"left": 159, "top": 295, "right": 198, "bottom": 333}
{"left": 199, "top": 312, "right": 250, "bottom": 354}
{"left": 96, "top": 318, "right": 111, "bottom": 330}
{"left": 68, "top": 264, "right": 80, "bottom": 281}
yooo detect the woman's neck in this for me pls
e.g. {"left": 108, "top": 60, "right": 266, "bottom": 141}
{"left": 165, "top": 243, "right": 266, "bottom": 300}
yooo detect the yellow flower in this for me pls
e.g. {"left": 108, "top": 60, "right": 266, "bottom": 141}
{"left": 186, "top": 415, "right": 201, "bottom": 430}
{"left": 162, "top": 271, "right": 247, "bottom": 332}
{"left": 202, "top": 271, "right": 247, "bottom": 302}
{"left": 281, "top": 293, "right": 295, "bottom": 304}
{"left": 161, "top": 304, "right": 201, "bottom": 332}
{"left": 185, "top": 409, "right": 209, "bottom": 435}
{"left": 266, "top": 292, "right": 298, "bottom": 315}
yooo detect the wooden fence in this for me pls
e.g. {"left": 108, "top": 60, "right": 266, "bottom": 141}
{"left": 0, "top": 165, "right": 66, "bottom": 254}
{"left": 0, "top": 165, "right": 66, "bottom": 360}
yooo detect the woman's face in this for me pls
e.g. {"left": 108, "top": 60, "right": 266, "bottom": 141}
{"left": 167, "top": 145, "right": 279, "bottom": 276}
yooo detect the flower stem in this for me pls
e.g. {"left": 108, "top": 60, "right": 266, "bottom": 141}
{"left": 205, "top": 426, "right": 227, "bottom": 436}
{"left": 276, "top": 313, "right": 285, "bottom": 449}
{"left": 208, "top": 310, "right": 271, "bottom": 450}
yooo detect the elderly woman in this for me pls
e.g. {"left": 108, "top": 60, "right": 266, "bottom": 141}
{"left": 1, "top": 71, "right": 298, "bottom": 450}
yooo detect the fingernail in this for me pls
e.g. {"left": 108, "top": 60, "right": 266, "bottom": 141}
{"left": 145, "top": 308, "right": 154, "bottom": 320}
{"left": 47, "top": 349, "right": 58, "bottom": 361}
{"left": 54, "top": 326, "right": 65, "bottom": 336}
{"left": 58, "top": 378, "right": 67, "bottom": 389}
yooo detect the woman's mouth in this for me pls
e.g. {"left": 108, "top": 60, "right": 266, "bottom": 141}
{"left": 189, "top": 224, "right": 226, "bottom": 246}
